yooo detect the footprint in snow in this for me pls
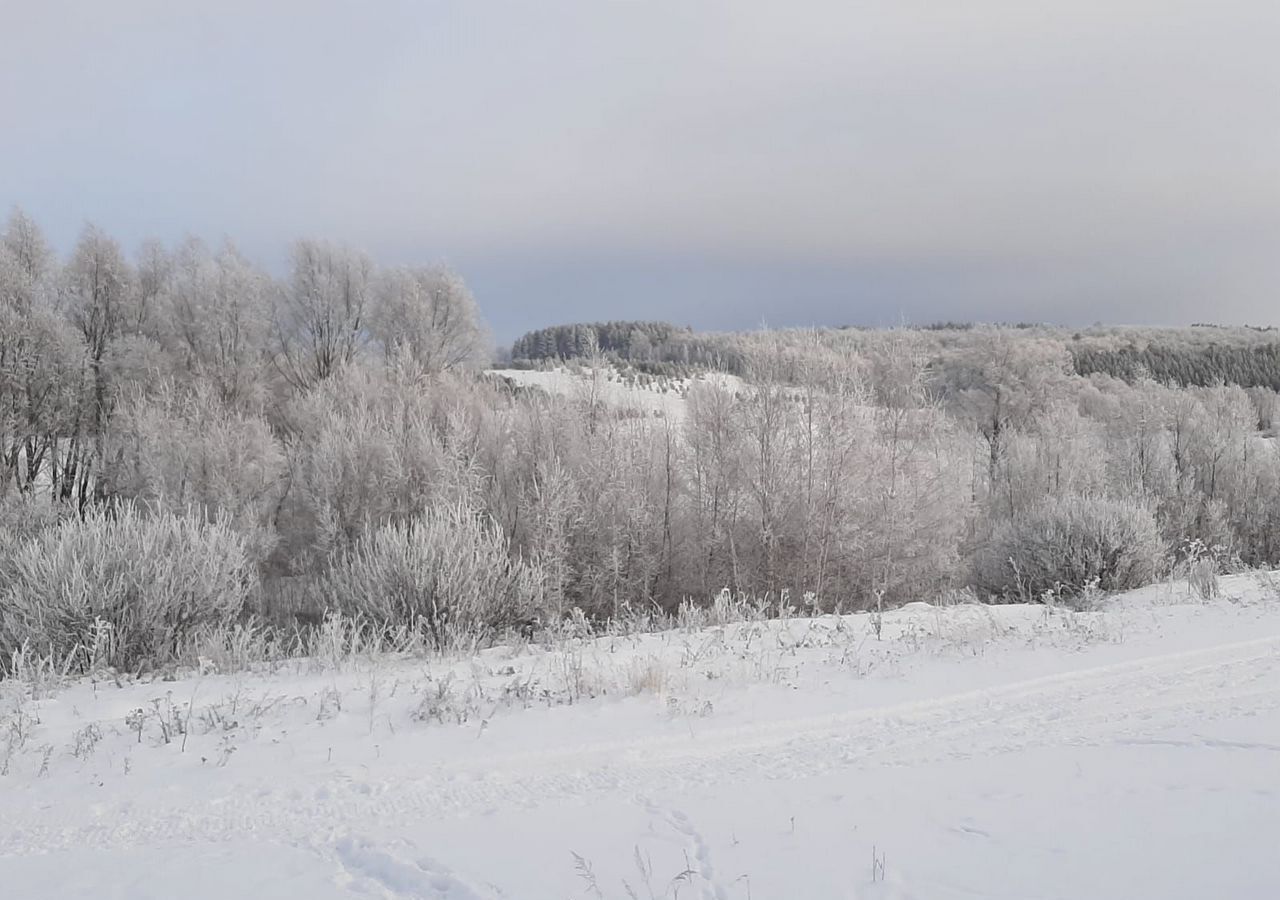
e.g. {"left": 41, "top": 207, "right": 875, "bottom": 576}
{"left": 334, "top": 835, "right": 502, "bottom": 899}
{"left": 635, "top": 795, "right": 730, "bottom": 900}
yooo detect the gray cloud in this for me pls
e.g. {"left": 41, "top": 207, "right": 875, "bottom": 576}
{"left": 3, "top": 1, "right": 1278, "bottom": 340}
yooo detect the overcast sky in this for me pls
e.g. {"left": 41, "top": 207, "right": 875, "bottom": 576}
{"left": 3, "top": 1, "right": 1278, "bottom": 341}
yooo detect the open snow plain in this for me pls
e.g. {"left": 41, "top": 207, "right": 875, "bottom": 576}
{"left": 3, "top": 575, "right": 1279, "bottom": 899}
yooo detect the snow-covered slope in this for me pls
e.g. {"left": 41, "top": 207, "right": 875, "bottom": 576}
{"left": 3, "top": 576, "right": 1280, "bottom": 899}
{"left": 491, "top": 367, "right": 743, "bottom": 420}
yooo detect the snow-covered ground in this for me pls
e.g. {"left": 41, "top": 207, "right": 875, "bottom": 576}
{"left": 491, "top": 367, "right": 743, "bottom": 420}
{"left": 3, "top": 575, "right": 1280, "bottom": 899}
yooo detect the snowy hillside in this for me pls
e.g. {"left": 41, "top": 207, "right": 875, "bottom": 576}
{"left": 491, "top": 366, "right": 744, "bottom": 420}
{"left": 3, "top": 575, "right": 1280, "bottom": 899}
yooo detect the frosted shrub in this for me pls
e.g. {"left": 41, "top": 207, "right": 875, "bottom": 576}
{"left": 0, "top": 498, "right": 64, "bottom": 629}
{"left": 322, "top": 503, "right": 544, "bottom": 647}
{"left": 0, "top": 504, "right": 257, "bottom": 673}
{"left": 974, "top": 497, "right": 1165, "bottom": 603}
{"left": 1179, "top": 538, "right": 1232, "bottom": 601}
{"left": 105, "top": 381, "right": 286, "bottom": 552}
{"left": 0, "top": 495, "right": 62, "bottom": 559}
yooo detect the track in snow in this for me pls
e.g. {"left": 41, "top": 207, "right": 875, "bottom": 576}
{"left": 5, "top": 633, "right": 1278, "bottom": 858}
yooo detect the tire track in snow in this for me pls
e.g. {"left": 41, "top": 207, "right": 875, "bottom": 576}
{"left": 4, "top": 634, "right": 1280, "bottom": 856}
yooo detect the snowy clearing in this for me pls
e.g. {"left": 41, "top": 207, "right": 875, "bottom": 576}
{"left": 3, "top": 575, "right": 1280, "bottom": 899}
{"left": 490, "top": 366, "right": 743, "bottom": 420}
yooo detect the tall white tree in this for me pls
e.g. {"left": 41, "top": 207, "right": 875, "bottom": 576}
{"left": 272, "top": 240, "right": 373, "bottom": 389}
{"left": 372, "top": 266, "right": 488, "bottom": 372}
{"left": 1, "top": 207, "right": 55, "bottom": 313}
{"left": 62, "top": 225, "right": 134, "bottom": 434}
{"left": 167, "top": 238, "right": 272, "bottom": 409}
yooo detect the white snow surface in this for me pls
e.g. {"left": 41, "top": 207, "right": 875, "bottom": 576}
{"left": 491, "top": 367, "right": 743, "bottom": 420}
{"left": 3, "top": 575, "right": 1280, "bottom": 899}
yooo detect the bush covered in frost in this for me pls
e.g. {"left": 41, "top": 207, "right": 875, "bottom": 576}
{"left": 0, "top": 503, "right": 257, "bottom": 673}
{"left": 322, "top": 503, "right": 544, "bottom": 646}
{"left": 974, "top": 496, "right": 1166, "bottom": 602}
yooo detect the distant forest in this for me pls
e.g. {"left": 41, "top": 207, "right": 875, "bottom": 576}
{"left": 1071, "top": 341, "right": 1280, "bottom": 390}
{"left": 513, "top": 321, "right": 1280, "bottom": 390}
{"left": 510, "top": 321, "right": 748, "bottom": 376}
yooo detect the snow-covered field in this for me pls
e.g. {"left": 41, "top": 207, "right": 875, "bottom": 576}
{"left": 491, "top": 367, "right": 743, "bottom": 420}
{"left": 3, "top": 575, "right": 1280, "bottom": 899}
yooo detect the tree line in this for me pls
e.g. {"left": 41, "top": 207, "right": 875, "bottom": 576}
{"left": 1071, "top": 342, "right": 1280, "bottom": 390}
{"left": 511, "top": 321, "right": 748, "bottom": 375}
{"left": 514, "top": 320, "right": 1280, "bottom": 392}
{"left": 3, "top": 208, "right": 1280, "bottom": 674}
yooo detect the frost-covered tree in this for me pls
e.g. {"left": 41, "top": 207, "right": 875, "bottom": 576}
{"left": 61, "top": 225, "right": 135, "bottom": 435}
{"left": 939, "top": 330, "right": 1072, "bottom": 511}
{"left": 0, "top": 292, "right": 89, "bottom": 496}
{"left": 166, "top": 238, "right": 272, "bottom": 409}
{"left": 1, "top": 208, "right": 55, "bottom": 313}
{"left": 272, "top": 240, "right": 373, "bottom": 389}
{"left": 132, "top": 239, "right": 172, "bottom": 338}
{"left": 372, "top": 266, "right": 488, "bottom": 372}
{"left": 102, "top": 380, "right": 286, "bottom": 562}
